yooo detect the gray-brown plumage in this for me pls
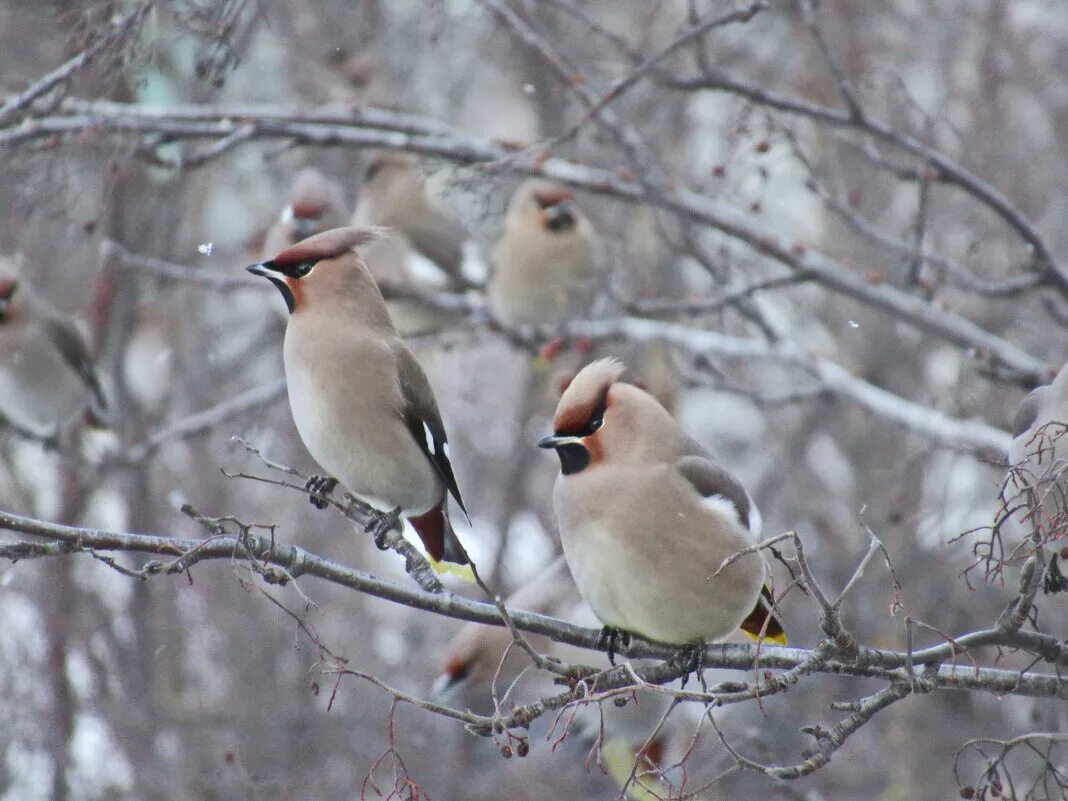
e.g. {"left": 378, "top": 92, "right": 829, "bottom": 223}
{"left": 246, "top": 227, "right": 469, "bottom": 563}
{"left": 260, "top": 168, "right": 349, "bottom": 259}
{"left": 0, "top": 259, "right": 108, "bottom": 437}
{"left": 1008, "top": 362, "right": 1068, "bottom": 548}
{"left": 352, "top": 152, "right": 469, "bottom": 289}
{"left": 433, "top": 557, "right": 575, "bottom": 697}
{"left": 488, "top": 180, "right": 598, "bottom": 327}
{"left": 538, "top": 358, "right": 784, "bottom": 646}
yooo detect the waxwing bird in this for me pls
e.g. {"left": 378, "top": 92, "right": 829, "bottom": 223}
{"left": 352, "top": 152, "right": 469, "bottom": 290}
{"left": 0, "top": 260, "right": 109, "bottom": 439}
{"left": 433, "top": 557, "right": 577, "bottom": 698}
{"left": 538, "top": 358, "right": 784, "bottom": 647}
{"left": 260, "top": 167, "right": 349, "bottom": 259}
{"left": 246, "top": 227, "right": 470, "bottom": 564}
{"left": 488, "top": 180, "right": 598, "bottom": 327}
{"left": 1008, "top": 362, "right": 1068, "bottom": 587}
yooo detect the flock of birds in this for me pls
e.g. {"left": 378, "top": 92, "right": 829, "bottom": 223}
{"left": 1, "top": 151, "right": 1066, "bottom": 783}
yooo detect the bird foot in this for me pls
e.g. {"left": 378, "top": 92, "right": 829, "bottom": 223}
{"left": 597, "top": 626, "right": 631, "bottom": 667}
{"left": 1043, "top": 553, "right": 1068, "bottom": 595}
{"left": 365, "top": 506, "right": 403, "bottom": 550}
{"left": 305, "top": 475, "right": 339, "bottom": 510}
{"left": 669, "top": 643, "right": 705, "bottom": 689}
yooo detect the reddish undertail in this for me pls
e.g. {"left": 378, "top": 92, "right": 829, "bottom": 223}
{"left": 407, "top": 499, "right": 468, "bottom": 564}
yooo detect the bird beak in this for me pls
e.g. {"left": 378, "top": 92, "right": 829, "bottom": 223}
{"left": 246, "top": 262, "right": 275, "bottom": 279}
{"left": 538, "top": 433, "right": 584, "bottom": 450}
{"left": 543, "top": 202, "right": 576, "bottom": 232}
{"left": 245, "top": 262, "right": 296, "bottom": 314}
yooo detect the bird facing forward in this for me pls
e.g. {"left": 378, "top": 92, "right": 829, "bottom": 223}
{"left": 246, "top": 227, "right": 469, "bottom": 565}
{"left": 488, "top": 180, "right": 598, "bottom": 327}
{"left": 538, "top": 358, "right": 784, "bottom": 647}
{"left": 260, "top": 167, "right": 349, "bottom": 259}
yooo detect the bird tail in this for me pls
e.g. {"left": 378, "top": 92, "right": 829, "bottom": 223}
{"left": 408, "top": 499, "right": 471, "bottom": 568}
{"left": 739, "top": 585, "right": 787, "bottom": 645}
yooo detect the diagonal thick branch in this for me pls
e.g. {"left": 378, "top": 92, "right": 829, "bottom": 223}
{"left": 1, "top": 508, "right": 1066, "bottom": 701}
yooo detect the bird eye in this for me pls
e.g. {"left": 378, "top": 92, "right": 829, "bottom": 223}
{"left": 293, "top": 259, "right": 317, "bottom": 278}
{"left": 590, "top": 416, "right": 603, "bottom": 432}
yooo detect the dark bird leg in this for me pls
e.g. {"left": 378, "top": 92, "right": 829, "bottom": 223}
{"left": 305, "top": 475, "right": 339, "bottom": 509}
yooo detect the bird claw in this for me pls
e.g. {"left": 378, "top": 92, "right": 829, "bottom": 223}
{"left": 670, "top": 644, "right": 705, "bottom": 689}
{"left": 365, "top": 506, "right": 403, "bottom": 550}
{"left": 1043, "top": 554, "right": 1068, "bottom": 595}
{"left": 597, "top": 626, "right": 631, "bottom": 666}
{"left": 305, "top": 475, "right": 339, "bottom": 509}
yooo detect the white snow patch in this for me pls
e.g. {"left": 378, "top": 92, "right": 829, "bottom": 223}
{"left": 69, "top": 714, "right": 134, "bottom": 797}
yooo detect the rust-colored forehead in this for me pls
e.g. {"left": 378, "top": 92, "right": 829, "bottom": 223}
{"left": 533, "top": 187, "right": 574, "bottom": 207}
{"left": 0, "top": 278, "right": 17, "bottom": 300}
{"left": 270, "top": 226, "right": 379, "bottom": 268}
{"left": 552, "top": 358, "right": 625, "bottom": 433}
{"left": 289, "top": 169, "right": 337, "bottom": 217}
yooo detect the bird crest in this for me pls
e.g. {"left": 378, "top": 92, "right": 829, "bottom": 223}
{"left": 553, "top": 357, "right": 625, "bottom": 435}
{"left": 269, "top": 226, "right": 384, "bottom": 269}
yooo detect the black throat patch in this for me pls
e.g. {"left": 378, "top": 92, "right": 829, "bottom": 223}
{"left": 556, "top": 442, "right": 590, "bottom": 476}
{"left": 266, "top": 276, "right": 296, "bottom": 314}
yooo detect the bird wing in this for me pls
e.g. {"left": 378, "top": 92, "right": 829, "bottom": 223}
{"left": 674, "top": 453, "right": 755, "bottom": 534}
{"left": 406, "top": 211, "right": 468, "bottom": 289}
{"left": 1012, "top": 385, "right": 1048, "bottom": 438}
{"left": 675, "top": 447, "right": 786, "bottom": 644}
{"left": 43, "top": 315, "right": 109, "bottom": 414}
{"left": 392, "top": 342, "right": 468, "bottom": 516}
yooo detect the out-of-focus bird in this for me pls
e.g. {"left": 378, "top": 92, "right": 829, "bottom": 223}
{"left": 1008, "top": 362, "right": 1068, "bottom": 588}
{"left": 260, "top": 167, "right": 349, "bottom": 259}
{"left": 122, "top": 305, "right": 175, "bottom": 416}
{"left": 0, "top": 259, "right": 109, "bottom": 438}
{"left": 488, "top": 180, "right": 598, "bottom": 327}
{"left": 352, "top": 152, "right": 469, "bottom": 290}
{"left": 432, "top": 554, "right": 679, "bottom": 801}
{"left": 351, "top": 153, "right": 473, "bottom": 335}
{"left": 538, "top": 358, "right": 785, "bottom": 647}
{"left": 433, "top": 557, "right": 577, "bottom": 697}
{"left": 246, "top": 227, "right": 470, "bottom": 565}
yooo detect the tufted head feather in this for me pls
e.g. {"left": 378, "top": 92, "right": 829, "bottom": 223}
{"left": 268, "top": 226, "right": 383, "bottom": 270}
{"left": 553, "top": 357, "right": 625, "bottom": 435}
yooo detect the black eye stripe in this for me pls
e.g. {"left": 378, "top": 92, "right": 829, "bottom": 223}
{"left": 557, "top": 393, "right": 608, "bottom": 438}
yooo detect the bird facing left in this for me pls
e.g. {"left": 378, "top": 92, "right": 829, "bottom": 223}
{"left": 245, "top": 226, "right": 471, "bottom": 565}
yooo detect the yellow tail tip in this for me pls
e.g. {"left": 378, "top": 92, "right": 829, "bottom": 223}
{"left": 428, "top": 557, "right": 476, "bottom": 582}
{"left": 742, "top": 629, "right": 788, "bottom": 646}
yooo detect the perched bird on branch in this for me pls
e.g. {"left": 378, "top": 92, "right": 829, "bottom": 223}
{"left": 246, "top": 227, "right": 470, "bottom": 566}
{"left": 351, "top": 153, "right": 473, "bottom": 336}
{"left": 488, "top": 180, "right": 598, "bottom": 328}
{"left": 433, "top": 557, "right": 577, "bottom": 699}
{"left": 352, "top": 152, "right": 470, "bottom": 288}
{"left": 0, "top": 259, "right": 109, "bottom": 440}
{"left": 1008, "top": 362, "right": 1068, "bottom": 592}
{"left": 538, "top": 358, "right": 785, "bottom": 649}
{"left": 260, "top": 167, "right": 349, "bottom": 259}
